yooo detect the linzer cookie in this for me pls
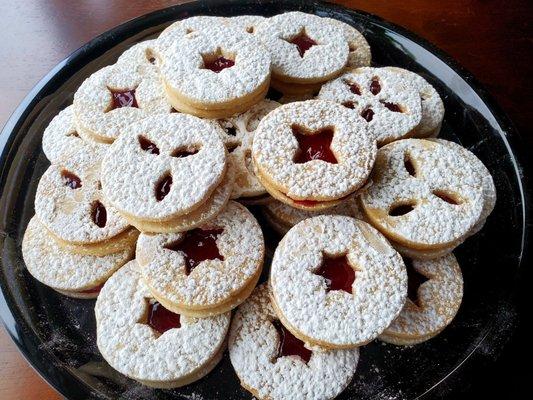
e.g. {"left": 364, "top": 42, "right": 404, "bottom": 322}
{"left": 229, "top": 284, "right": 359, "bottom": 400}
{"left": 22, "top": 217, "right": 133, "bottom": 299}
{"left": 252, "top": 100, "right": 376, "bottom": 211}
{"left": 42, "top": 106, "right": 106, "bottom": 164}
{"left": 220, "top": 99, "right": 280, "bottom": 201}
{"left": 34, "top": 149, "right": 137, "bottom": 256}
{"left": 95, "top": 261, "right": 230, "bottom": 388}
{"left": 73, "top": 55, "right": 171, "bottom": 144}
{"left": 101, "top": 113, "right": 231, "bottom": 233}
{"left": 384, "top": 67, "right": 444, "bottom": 138}
{"left": 256, "top": 12, "right": 348, "bottom": 95}
{"left": 360, "top": 139, "right": 488, "bottom": 255}
{"left": 155, "top": 24, "right": 271, "bottom": 118}
{"left": 262, "top": 197, "right": 364, "bottom": 235}
{"left": 136, "top": 201, "right": 264, "bottom": 317}
{"left": 317, "top": 67, "right": 423, "bottom": 145}
{"left": 380, "top": 254, "right": 463, "bottom": 345}
{"left": 270, "top": 215, "right": 407, "bottom": 348}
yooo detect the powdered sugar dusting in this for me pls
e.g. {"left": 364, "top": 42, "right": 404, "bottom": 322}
{"left": 22, "top": 217, "right": 133, "bottom": 291}
{"left": 136, "top": 201, "right": 264, "bottom": 308}
{"left": 271, "top": 215, "right": 407, "bottom": 347}
{"left": 324, "top": 18, "right": 371, "bottom": 69}
{"left": 229, "top": 284, "right": 359, "bottom": 400}
{"left": 95, "top": 261, "right": 230, "bottom": 382}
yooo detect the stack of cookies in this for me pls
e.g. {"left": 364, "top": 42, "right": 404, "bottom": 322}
{"left": 21, "top": 10, "right": 495, "bottom": 400}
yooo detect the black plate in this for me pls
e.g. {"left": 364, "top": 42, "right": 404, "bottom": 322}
{"left": 0, "top": 1, "right": 529, "bottom": 399}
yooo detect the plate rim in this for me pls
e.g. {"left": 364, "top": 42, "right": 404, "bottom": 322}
{"left": 0, "top": 0, "right": 530, "bottom": 399}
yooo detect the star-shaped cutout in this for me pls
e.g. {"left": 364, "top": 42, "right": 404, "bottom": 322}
{"left": 286, "top": 30, "right": 317, "bottom": 57}
{"left": 313, "top": 254, "right": 356, "bottom": 294}
{"left": 141, "top": 299, "right": 181, "bottom": 335}
{"left": 292, "top": 125, "right": 338, "bottom": 164}
{"left": 164, "top": 228, "right": 225, "bottom": 275}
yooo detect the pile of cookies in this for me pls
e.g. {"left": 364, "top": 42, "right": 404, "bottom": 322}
{"left": 22, "top": 11, "right": 495, "bottom": 400}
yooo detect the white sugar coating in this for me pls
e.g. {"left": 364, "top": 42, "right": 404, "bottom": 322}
{"left": 116, "top": 40, "right": 161, "bottom": 77}
{"left": 229, "top": 15, "right": 266, "bottom": 34}
{"left": 42, "top": 106, "right": 107, "bottom": 164}
{"left": 324, "top": 18, "right": 371, "bottom": 68}
{"left": 270, "top": 215, "right": 407, "bottom": 347}
{"left": 384, "top": 67, "right": 444, "bottom": 137}
{"left": 22, "top": 217, "right": 133, "bottom": 291}
{"left": 156, "top": 24, "right": 271, "bottom": 105}
{"left": 73, "top": 63, "right": 171, "bottom": 143}
{"left": 252, "top": 100, "right": 377, "bottom": 200}
{"left": 101, "top": 113, "right": 227, "bottom": 221}
{"left": 360, "top": 139, "right": 486, "bottom": 248}
{"left": 229, "top": 284, "right": 359, "bottom": 400}
{"left": 263, "top": 197, "right": 363, "bottom": 233}
{"left": 317, "top": 67, "right": 423, "bottom": 145}
{"left": 430, "top": 138, "right": 496, "bottom": 233}
{"left": 95, "top": 261, "right": 230, "bottom": 383}
{"left": 220, "top": 99, "right": 281, "bottom": 198}
{"left": 158, "top": 16, "right": 229, "bottom": 40}
{"left": 34, "top": 148, "right": 131, "bottom": 244}
{"left": 380, "top": 254, "right": 463, "bottom": 343}
{"left": 255, "top": 12, "right": 348, "bottom": 82}
{"left": 136, "top": 201, "right": 264, "bottom": 308}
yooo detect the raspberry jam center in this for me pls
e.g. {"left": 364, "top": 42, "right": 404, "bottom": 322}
{"left": 314, "top": 254, "right": 355, "bottom": 294}
{"left": 293, "top": 126, "right": 338, "bottom": 164}
{"left": 204, "top": 56, "right": 235, "bottom": 73}
{"left": 272, "top": 319, "right": 312, "bottom": 363}
{"left": 110, "top": 89, "right": 138, "bottom": 109}
{"left": 91, "top": 201, "right": 107, "bottom": 228}
{"left": 146, "top": 300, "right": 181, "bottom": 335}
{"left": 405, "top": 259, "right": 429, "bottom": 307}
{"left": 288, "top": 32, "right": 317, "bottom": 57}
{"left": 165, "top": 228, "right": 224, "bottom": 275}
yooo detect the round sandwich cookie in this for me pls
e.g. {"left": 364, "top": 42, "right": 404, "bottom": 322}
{"left": 262, "top": 197, "right": 364, "bottom": 235}
{"left": 42, "top": 106, "right": 106, "bottom": 164}
{"left": 218, "top": 99, "right": 281, "bottom": 201}
{"left": 95, "top": 261, "right": 230, "bottom": 388}
{"left": 270, "top": 215, "right": 407, "bottom": 349}
{"left": 430, "top": 138, "right": 496, "bottom": 235}
{"left": 379, "top": 254, "right": 463, "bottom": 345}
{"left": 252, "top": 100, "right": 377, "bottom": 211}
{"left": 101, "top": 113, "right": 230, "bottom": 232}
{"left": 73, "top": 58, "right": 171, "bottom": 144}
{"left": 384, "top": 67, "right": 444, "bottom": 138}
{"left": 256, "top": 12, "right": 349, "bottom": 95}
{"left": 359, "top": 139, "right": 487, "bottom": 253}
{"left": 229, "top": 284, "right": 359, "bottom": 400}
{"left": 34, "top": 149, "right": 137, "bottom": 256}
{"left": 317, "top": 67, "right": 423, "bottom": 146}
{"left": 136, "top": 201, "right": 264, "bottom": 317}
{"left": 155, "top": 23, "right": 271, "bottom": 119}
{"left": 22, "top": 217, "right": 134, "bottom": 299}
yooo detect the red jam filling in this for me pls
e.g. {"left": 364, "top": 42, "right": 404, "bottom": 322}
{"left": 404, "top": 258, "right": 429, "bottom": 307}
{"left": 146, "top": 300, "right": 181, "bottom": 334}
{"left": 139, "top": 136, "right": 160, "bottom": 155}
{"left": 342, "top": 101, "right": 356, "bottom": 109}
{"left": 369, "top": 78, "right": 381, "bottom": 95}
{"left": 91, "top": 201, "right": 107, "bottom": 228}
{"left": 288, "top": 32, "right": 317, "bottom": 57}
{"left": 155, "top": 174, "right": 172, "bottom": 201}
{"left": 345, "top": 81, "right": 361, "bottom": 95}
{"left": 79, "top": 283, "right": 104, "bottom": 294}
{"left": 381, "top": 101, "right": 402, "bottom": 112}
{"left": 361, "top": 108, "right": 374, "bottom": 122}
{"left": 110, "top": 89, "right": 138, "bottom": 109}
{"left": 204, "top": 56, "right": 235, "bottom": 73}
{"left": 293, "top": 126, "right": 338, "bottom": 164}
{"left": 272, "top": 319, "right": 312, "bottom": 363}
{"left": 314, "top": 254, "right": 355, "bottom": 294}
{"left": 165, "top": 228, "right": 224, "bottom": 275}
{"left": 61, "top": 171, "right": 82, "bottom": 189}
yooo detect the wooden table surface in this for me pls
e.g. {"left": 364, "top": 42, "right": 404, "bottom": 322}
{"left": 0, "top": 1, "right": 530, "bottom": 399}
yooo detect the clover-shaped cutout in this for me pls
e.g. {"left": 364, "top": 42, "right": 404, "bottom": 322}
{"left": 292, "top": 125, "right": 338, "bottom": 164}
{"left": 107, "top": 87, "right": 138, "bottom": 111}
{"left": 284, "top": 29, "right": 317, "bottom": 57}
{"left": 313, "top": 253, "right": 356, "bottom": 294}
